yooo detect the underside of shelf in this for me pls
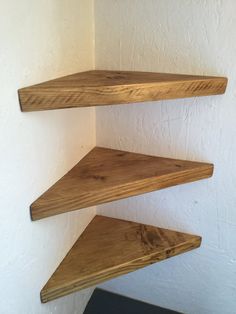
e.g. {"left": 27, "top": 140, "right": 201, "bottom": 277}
{"left": 30, "top": 146, "right": 213, "bottom": 221}
{"left": 41, "top": 215, "right": 201, "bottom": 303}
{"left": 18, "top": 70, "right": 227, "bottom": 111}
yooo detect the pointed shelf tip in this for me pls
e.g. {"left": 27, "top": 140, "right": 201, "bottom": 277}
{"left": 18, "top": 70, "right": 227, "bottom": 111}
{"left": 40, "top": 215, "right": 201, "bottom": 303}
{"left": 31, "top": 147, "right": 213, "bottom": 221}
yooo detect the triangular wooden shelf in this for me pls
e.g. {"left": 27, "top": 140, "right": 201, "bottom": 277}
{"left": 18, "top": 70, "right": 227, "bottom": 111}
{"left": 41, "top": 215, "right": 201, "bottom": 303}
{"left": 31, "top": 147, "right": 213, "bottom": 221}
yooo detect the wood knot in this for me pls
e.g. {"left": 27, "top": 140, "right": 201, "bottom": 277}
{"left": 92, "top": 175, "right": 106, "bottom": 181}
{"left": 175, "top": 164, "right": 182, "bottom": 168}
{"left": 106, "top": 74, "right": 126, "bottom": 80}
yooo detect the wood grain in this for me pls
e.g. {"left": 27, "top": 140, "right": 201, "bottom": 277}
{"left": 18, "top": 70, "right": 227, "bottom": 111}
{"left": 40, "top": 215, "right": 201, "bottom": 303}
{"left": 31, "top": 147, "right": 213, "bottom": 221}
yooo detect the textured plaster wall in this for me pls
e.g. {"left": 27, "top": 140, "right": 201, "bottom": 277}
{"left": 95, "top": 1, "right": 236, "bottom": 313}
{"left": 0, "top": 0, "right": 95, "bottom": 313}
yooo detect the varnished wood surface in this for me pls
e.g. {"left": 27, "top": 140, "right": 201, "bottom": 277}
{"left": 31, "top": 147, "right": 213, "bottom": 221}
{"left": 18, "top": 70, "right": 227, "bottom": 111}
{"left": 41, "top": 215, "right": 201, "bottom": 303}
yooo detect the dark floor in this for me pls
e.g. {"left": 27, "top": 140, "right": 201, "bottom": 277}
{"left": 84, "top": 288, "right": 181, "bottom": 314}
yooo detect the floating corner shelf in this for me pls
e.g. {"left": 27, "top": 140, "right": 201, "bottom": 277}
{"left": 30, "top": 146, "right": 213, "bottom": 221}
{"left": 20, "top": 66, "right": 225, "bottom": 305}
{"left": 18, "top": 70, "right": 227, "bottom": 111}
{"left": 40, "top": 215, "right": 201, "bottom": 303}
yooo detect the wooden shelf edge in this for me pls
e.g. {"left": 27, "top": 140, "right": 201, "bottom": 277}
{"left": 18, "top": 70, "right": 228, "bottom": 111}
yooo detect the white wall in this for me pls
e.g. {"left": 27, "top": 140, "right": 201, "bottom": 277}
{"left": 95, "top": 1, "right": 236, "bottom": 313}
{"left": 0, "top": 1, "right": 95, "bottom": 313}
